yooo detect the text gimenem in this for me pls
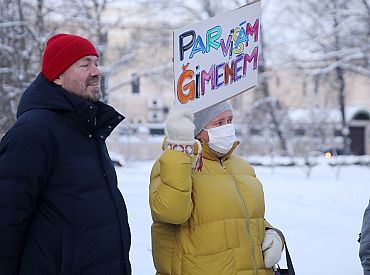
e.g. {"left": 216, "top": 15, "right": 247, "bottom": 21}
{"left": 176, "top": 19, "right": 259, "bottom": 104}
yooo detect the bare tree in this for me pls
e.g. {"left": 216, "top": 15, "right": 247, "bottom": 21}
{"left": 63, "top": 0, "right": 172, "bottom": 102}
{"left": 245, "top": 96, "right": 291, "bottom": 156}
{"left": 0, "top": 0, "right": 105, "bottom": 135}
{"left": 256, "top": 29, "right": 291, "bottom": 154}
{"left": 0, "top": 0, "right": 143, "bottom": 135}
{"left": 0, "top": 0, "right": 47, "bottom": 135}
{"left": 278, "top": 0, "right": 370, "bottom": 154}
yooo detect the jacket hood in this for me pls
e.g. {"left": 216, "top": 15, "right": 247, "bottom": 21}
{"left": 17, "top": 73, "right": 76, "bottom": 118}
{"left": 17, "top": 73, "right": 125, "bottom": 138}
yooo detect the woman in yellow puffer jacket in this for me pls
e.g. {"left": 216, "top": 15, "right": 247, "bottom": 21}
{"left": 149, "top": 101, "right": 284, "bottom": 275}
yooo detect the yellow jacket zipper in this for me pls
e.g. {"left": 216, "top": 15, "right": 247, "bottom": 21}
{"left": 220, "top": 158, "right": 258, "bottom": 274}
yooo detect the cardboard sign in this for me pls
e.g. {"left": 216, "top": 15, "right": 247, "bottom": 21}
{"left": 173, "top": 1, "right": 261, "bottom": 113}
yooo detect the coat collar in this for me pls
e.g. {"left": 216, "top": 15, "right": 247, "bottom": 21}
{"left": 17, "top": 73, "right": 125, "bottom": 140}
{"left": 197, "top": 141, "right": 240, "bottom": 161}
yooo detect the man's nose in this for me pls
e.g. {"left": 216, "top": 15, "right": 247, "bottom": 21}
{"left": 91, "top": 64, "right": 102, "bottom": 76}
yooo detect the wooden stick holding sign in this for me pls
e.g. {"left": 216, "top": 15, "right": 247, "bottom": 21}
{"left": 173, "top": 1, "right": 261, "bottom": 113}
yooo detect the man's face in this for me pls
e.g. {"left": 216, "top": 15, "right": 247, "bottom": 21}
{"left": 54, "top": 55, "right": 102, "bottom": 102}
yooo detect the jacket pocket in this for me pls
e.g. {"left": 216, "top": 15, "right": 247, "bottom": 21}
{"left": 151, "top": 223, "right": 177, "bottom": 274}
{"left": 182, "top": 249, "right": 236, "bottom": 275}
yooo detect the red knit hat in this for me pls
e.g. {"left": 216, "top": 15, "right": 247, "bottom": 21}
{"left": 41, "top": 33, "right": 99, "bottom": 82}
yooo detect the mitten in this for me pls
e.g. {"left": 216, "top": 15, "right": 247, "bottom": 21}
{"left": 262, "top": 229, "right": 284, "bottom": 268}
{"left": 165, "top": 108, "right": 196, "bottom": 155}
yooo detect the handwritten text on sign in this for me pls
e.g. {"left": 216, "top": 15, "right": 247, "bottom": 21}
{"left": 173, "top": 2, "right": 261, "bottom": 112}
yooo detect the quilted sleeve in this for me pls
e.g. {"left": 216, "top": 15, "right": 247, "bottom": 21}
{"left": 0, "top": 123, "right": 54, "bottom": 274}
{"left": 149, "top": 149, "right": 194, "bottom": 224}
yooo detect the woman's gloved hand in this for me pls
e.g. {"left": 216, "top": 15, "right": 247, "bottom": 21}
{"left": 262, "top": 229, "right": 284, "bottom": 268}
{"left": 165, "top": 108, "right": 195, "bottom": 145}
{"left": 165, "top": 108, "right": 196, "bottom": 156}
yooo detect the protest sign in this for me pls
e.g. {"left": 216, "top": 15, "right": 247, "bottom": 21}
{"left": 173, "top": 1, "right": 261, "bottom": 112}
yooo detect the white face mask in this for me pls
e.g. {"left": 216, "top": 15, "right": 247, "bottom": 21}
{"left": 206, "top": 124, "right": 236, "bottom": 154}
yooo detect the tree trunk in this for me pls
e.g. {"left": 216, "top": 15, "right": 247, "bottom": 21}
{"left": 258, "top": 29, "right": 289, "bottom": 155}
{"left": 334, "top": 4, "right": 350, "bottom": 154}
{"left": 335, "top": 65, "right": 350, "bottom": 154}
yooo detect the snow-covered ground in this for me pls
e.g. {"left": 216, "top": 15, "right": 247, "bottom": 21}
{"left": 117, "top": 158, "right": 370, "bottom": 275}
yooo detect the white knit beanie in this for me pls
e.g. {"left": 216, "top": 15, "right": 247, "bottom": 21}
{"left": 194, "top": 101, "right": 233, "bottom": 136}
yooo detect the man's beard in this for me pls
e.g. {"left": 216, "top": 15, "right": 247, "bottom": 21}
{"left": 88, "top": 86, "right": 101, "bottom": 102}
{"left": 86, "top": 76, "right": 102, "bottom": 102}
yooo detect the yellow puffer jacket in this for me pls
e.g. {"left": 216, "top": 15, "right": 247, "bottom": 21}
{"left": 149, "top": 141, "right": 273, "bottom": 275}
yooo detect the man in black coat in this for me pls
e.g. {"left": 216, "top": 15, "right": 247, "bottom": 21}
{"left": 0, "top": 33, "right": 131, "bottom": 275}
{"left": 360, "top": 200, "right": 370, "bottom": 275}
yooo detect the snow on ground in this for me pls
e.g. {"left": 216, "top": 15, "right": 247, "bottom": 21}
{"left": 116, "top": 158, "right": 370, "bottom": 275}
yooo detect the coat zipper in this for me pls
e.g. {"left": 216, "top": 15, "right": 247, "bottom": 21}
{"left": 236, "top": 182, "right": 259, "bottom": 275}
{"left": 221, "top": 158, "right": 259, "bottom": 275}
{"left": 220, "top": 159, "right": 225, "bottom": 168}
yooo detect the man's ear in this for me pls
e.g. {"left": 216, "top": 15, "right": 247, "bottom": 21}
{"left": 53, "top": 77, "right": 62, "bottom": 86}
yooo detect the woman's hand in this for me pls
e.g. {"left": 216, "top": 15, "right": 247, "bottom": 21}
{"left": 165, "top": 108, "right": 195, "bottom": 145}
{"left": 262, "top": 229, "right": 284, "bottom": 268}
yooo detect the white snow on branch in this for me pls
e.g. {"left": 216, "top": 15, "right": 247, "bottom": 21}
{"left": 0, "top": 21, "right": 25, "bottom": 28}
{"left": 341, "top": 63, "right": 370, "bottom": 78}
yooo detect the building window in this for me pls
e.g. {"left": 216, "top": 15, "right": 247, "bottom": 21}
{"left": 132, "top": 74, "right": 140, "bottom": 94}
{"left": 353, "top": 111, "right": 370, "bottom": 120}
{"left": 334, "top": 129, "right": 342, "bottom": 136}
{"left": 150, "top": 128, "right": 165, "bottom": 135}
{"left": 250, "top": 128, "right": 262, "bottom": 136}
{"left": 294, "top": 128, "right": 305, "bottom": 136}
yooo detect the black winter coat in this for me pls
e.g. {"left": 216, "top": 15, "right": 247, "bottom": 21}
{"left": 360, "top": 200, "right": 370, "bottom": 275}
{"left": 0, "top": 74, "right": 131, "bottom": 275}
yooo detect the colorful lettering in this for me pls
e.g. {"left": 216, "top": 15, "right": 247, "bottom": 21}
{"left": 177, "top": 63, "right": 195, "bottom": 104}
{"left": 201, "top": 65, "right": 215, "bottom": 96}
{"left": 224, "top": 60, "right": 235, "bottom": 85}
{"left": 176, "top": 13, "right": 261, "bottom": 105}
{"left": 179, "top": 30, "right": 196, "bottom": 61}
{"left": 190, "top": 36, "right": 206, "bottom": 59}
{"left": 206, "top": 26, "right": 222, "bottom": 53}
{"left": 220, "top": 34, "right": 232, "bottom": 57}
{"left": 243, "top": 46, "right": 259, "bottom": 76}
{"left": 234, "top": 27, "right": 248, "bottom": 54}
{"left": 215, "top": 62, "right": 225, "bottom": 89}
{"left": 246, "top": 19, "right": 259, "bottom": 42}
{"left": 234, "top": 54, "right": 244, "bottom": 82}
